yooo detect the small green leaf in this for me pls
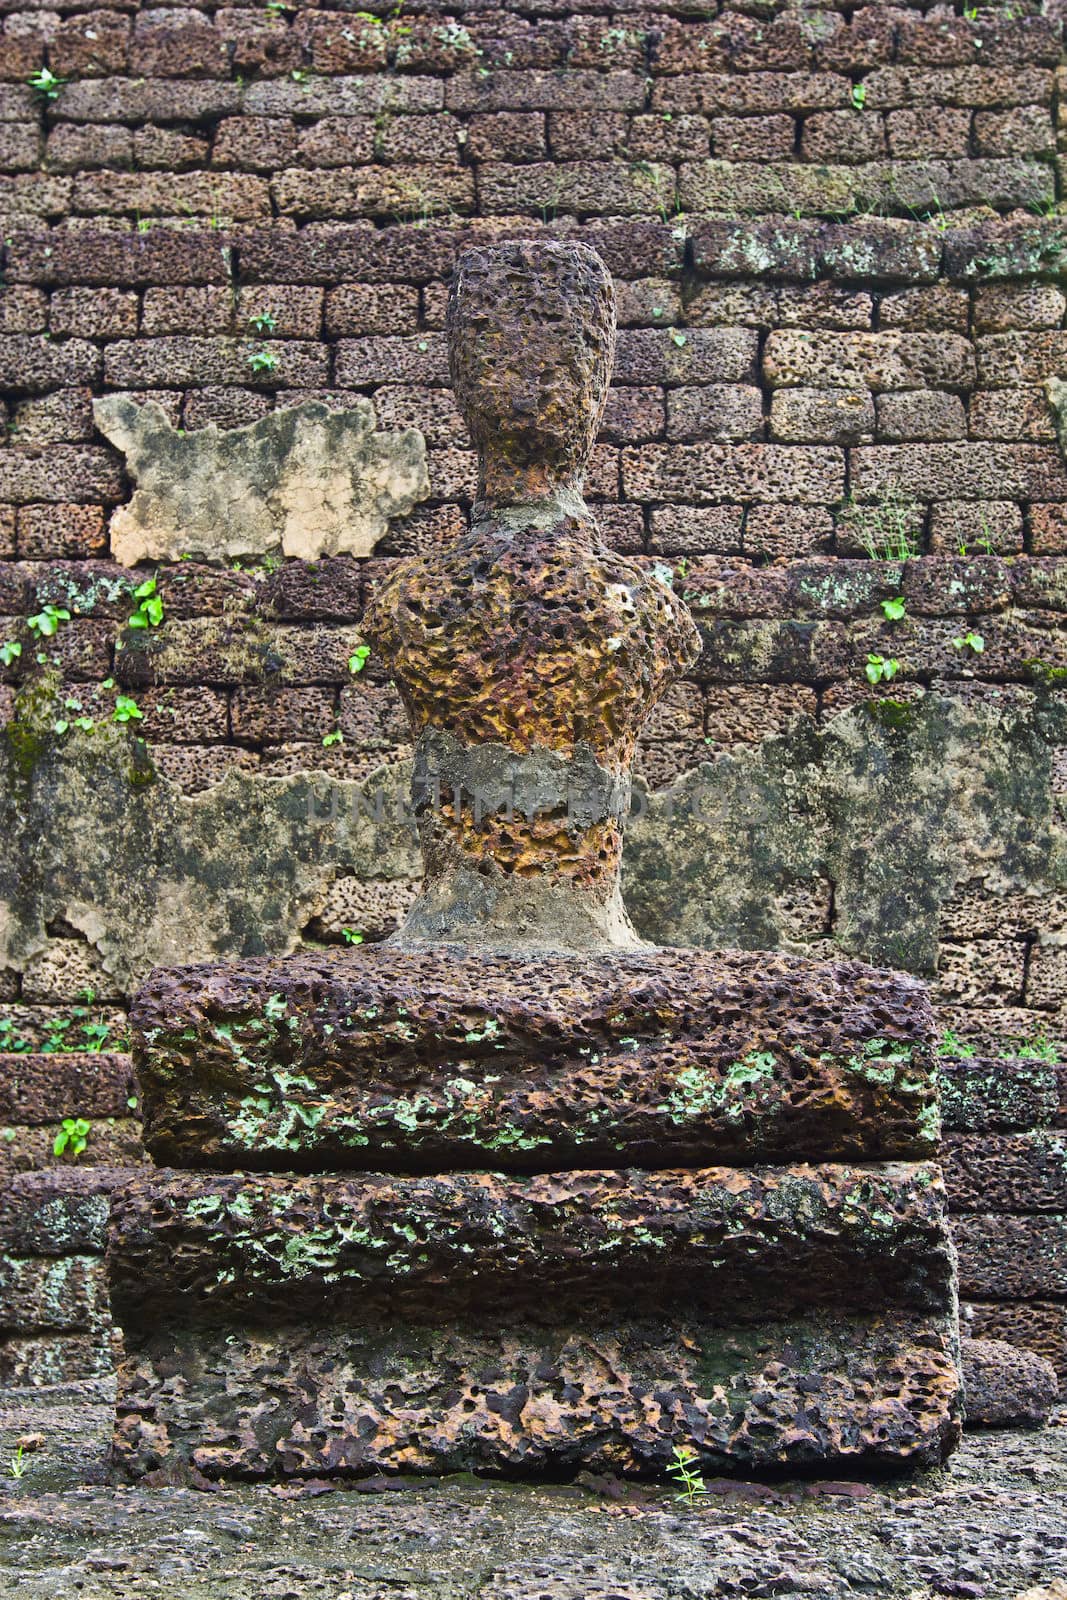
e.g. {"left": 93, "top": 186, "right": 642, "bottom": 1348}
{"left": 880, "top": 596, "right": 906, "bottom": 622}
{"left": 348, "top": 645, "right": 371, "bottom": 674}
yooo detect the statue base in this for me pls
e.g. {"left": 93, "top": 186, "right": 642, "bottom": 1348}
{"left": 108, "top": 943, "right": 961, "bottom": 1480}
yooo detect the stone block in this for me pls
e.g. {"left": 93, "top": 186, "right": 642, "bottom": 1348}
{"left": 131, "top": 946, "right": 938, "bottom": 1172}
{"left": 876, "top": 391, "right": 967, "bottom": 443}
{"left": 764, "top": 331, "right": 975, "bottom": 393}
{"left": 770, "top": 387, "right": 874, "bottom": 445}
{"left": 961, "top": 1336, "right": 1058, "bottom": 1429}
{"left": 944, "top": 1133, "right": 1067, "bottom": 1214}
{"left": 622, "top": 444, "right": 844, "bottom": 506}
{"left": 666, "top": 384, "right": 763, "bottom": 443}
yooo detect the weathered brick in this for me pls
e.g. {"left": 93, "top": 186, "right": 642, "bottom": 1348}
{"left": 479, "top": 160, "right": 675, "bottom": 217}
{"left": 1028, "top": 943, "right": 1067, "bottom": 1011}
{"left": 852, "top": 443, "right": 1067, "bottom": 502}
{"left": 764, "top": 331, "right": 975, "bottom": 393}
{"left": 231, "top": 686, "right": 336, "bottom": 745}
{"left": 0, "top": 175, "right": 72, "bottom": 219}
{"left": 969, "top": 387, "right": 1057, "bottom": 444}
{"left": 944, "top": 217, "right": 1067, "bottom": 281}
{"left": 9, "top": 227, "right": 231, "bottom": 288}
{"left": 72, "top": 172, "right": 270, "bottom": 223}
{"left": 614, "top": 328, "right": 758, "bottom": 387}
{"left": 614, "top": 279, "right": 682, "bottom": 328}
{"left": 10, "top": 390, "right": 95, "bottom": 447}
{"left": 54, "top": 78, "right": 241, "bottom": 125}
{"left": 622, "top": 444, "right": 844, "bottom": 506}
{"left": 885, "top": 108, "right": 972, "bottom": 159}
{"left": 928, "top": 501, "right": 1024, "bottom": 557}
{"left": 802, "top": 111, "right": 886, "bottom": 164}
{"left": 141, "top": 286, "right": 233, "bottom": 337}
{"left": 1030, "top": 504, "right": 1067, "bottom": 555}
{"left": 16, "top": 504, "right": 106, "bottom": 560}
{"left": 447, "top": 70, "right": 645, "bottom": 113}
{"left": 977, "top": 331, "right": 1067, "bottom": 386}
{"left": 103, "top": 337, "right": 328, "bottom": 389}
{"left": 628, "top": 113, "right": 710, "bottom": 163}
{"left": 50, "top": 10, "right": 130, "bottom": 78}
{"left": 935, "top": 940, "right": 1027, "bottom": 1007}
{"left": 324, "top": 284, "right": 419, "bottom": 337}
{"left": 129, "top": 10, "right": 229, "bottom": 78}
{"left": 876, "top": 391, "right": 967, "bottom": 443}
{"left": 49, "top": 288, "right": 138, "bottom": 340}
{"left": 903, "top": 557, "right": 1013, "bottom": 616}
{"left": 44, "top": 123, "right": 133, "bottom": 172}
{"left": 864, "top": 66, "right": 1053, "bottom": 111}
{"left": 693, "top": 617, "right": 850, "bottom": 684}
{"left": 680, "top": 159, "right": 854, "bottom": 217}
{"left": 704, "top": 684, "right": 818, "bottom": 744}
{"left": 273, "top": 164, "right": 474, "bottom": 222}
{"left": 690, "top": 217, "right": 940, "bottom": 285}
{"left": 246, "top": 76, "right": 443, "bottom": 117}
{"left": 0, "top": 449, "right": 122, "bottom": 504}
{"left": 238, "top": 286, "right": 323, "bottom": 341}
{"left": 745, "top": 505, "right": 834, "bottom": 562}
{"left": 648, "top": 505, "right": 744, "bottom": 558}
{"left": 466, "top": 112, "right": 546, "bottom": 163}
{"left": 334, "top": 334, "right": 449, "bottom": 387}
{"left": 134, "top": 127, "right": 211, "bottom": 172}
{"left": 547, "top": 111, "right": 627, "bottom": 161}
{"left": 601, "top": 387, "right": 665, "bottom": 445}
{"left": 295, "top": 12, "right": 388, "bottom": 74}
{"left": 973, "top": 283, "right": 1066, "bottom": 333}
{"left": 665, "top": 385, "right": 761, "bottom": 444}
{"left": 711, "top": 115, "right": 794, "bottom": 162}
{"left": 770, "top": 387, "right": 874, "bottom": 445}
{"left": 0, "top": 287, "right": 45, "bottom": 334}
{"left": 975, "top": 104, "right": 1054, "bottom": 158}
{"left": 653, "top": 72, "right": 850, "bottom": 117}
{"left": 879, "top": 286, "right": 969, "bottom": 333}
{"left": 897, "top": 15, "right": 1060, "bottom": 69}
{"left": 213, "top": 116, "right": 299, "bottom": 172}
{"left": 0, "top": 121, "right": 39, "bottom": 171}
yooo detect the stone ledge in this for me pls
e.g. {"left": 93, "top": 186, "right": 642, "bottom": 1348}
{"left": 133, "top": 945, "right": 937, "bottom": 1172}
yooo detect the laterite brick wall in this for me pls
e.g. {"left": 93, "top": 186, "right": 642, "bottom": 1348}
{"left": 0, "top": 0, "right": 1066, "bottom": 1383}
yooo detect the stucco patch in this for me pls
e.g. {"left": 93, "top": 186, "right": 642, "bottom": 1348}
{"left": 93, "top": 397, "right": 429, "bottom": 567}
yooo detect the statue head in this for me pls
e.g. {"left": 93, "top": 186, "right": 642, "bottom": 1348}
{"left": 446, "top": 240, "right": 616, "bottom": 507}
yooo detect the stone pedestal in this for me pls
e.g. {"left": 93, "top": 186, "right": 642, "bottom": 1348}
{"left": 107, "top": 241, "right": 961, "bottom": 1481}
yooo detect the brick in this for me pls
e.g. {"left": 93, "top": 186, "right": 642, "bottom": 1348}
{"left": 72, "top": 172, "right": 270, "bottom": 223}
{"left": 48, "top": 288, "right": 136, "bottom": 340}
{"left": 237, "top": 286, "right": 323, "bottom": 341}
{"left": 0, "top": 505, "right": 14, "bottom": 559}
{"left": 334, "top": 334, "right": 450, "bottom": 387}
{"left": 928, "top": 502, "right": 1023, "bottom": 557}
{"left": 44, "top": 124, "right": 133, "bottom": 172}
{"left": 0, "top": 121, "right": 38, "bottom": 171}
{"left": 885, "top": 108, "right": 972, "bottom": 159}
{"left": 622, "top": 444, "right": 844, "bottom": 506}
{"left": 653, "top": 72, "right": 850, "bottom": 117}
{"left": 863, "top": 66, "right": 1054, "bottom": 111}
{"left": 323, "top": 284, "right": 419, "bottom": 337}
{"left": 0, "top": 287, "right": 45, "bottom": 333}
{"left": 802, "top": 111, "right": 886, "bottom": 164}
{"left": 977, "top": 331, "right": 1067, "bottom": 385}
{"left": 137, "top": 686, "right": 229, "bottom": 743}
{"left": 151, "top": 743, "right": 260, "bottom": 794}
{"left": 934, "top": 940, "right": 1026, "bottom": 1007}
{"left": 600, "top": 387, "right": 664, "bottom": 445}
{"left": 973, "top": 283, "right": 1066, "bottom": 333}
{"left": 653, "top": 16, "right": 811, "bottom": 76}
{"left": 1012, "top": 557, "right": 1067, "bottom": 612}
{"left": 869, "top": 157, "right": 1051, "bottom": 214}
{"left": 273, "top": 164, "right": 474, "bottom": 222}
{"left": 852, "top": 444, "right": 1067, "bottom": 503}
{"left": 50, "top": 10, "right": 130, "bottom": 77}
{"left": 690, "top": 217, "right": 939, "bottom": 285}
{"left": 128, "top": 11, "right": 227, "bottom": 78}
{"left": 10, "top": 390, "right": 94, "bottom": 446}
{"left": 0, "top": 1048, "right": 132, "bottom": 1122}
{"left": 0, "top": 1256, "right": 109, "bottom": 1332}
{"left": 679, "top": 159, "right": 854, "bottom": 217}
{"left": 479, "top": 160, "right": 675, "bottom": 217}
{"left": 692, "top": 618, "right": 849, "bottom": 685}
{"left": 897, "top": 15, "right": 1060, "bottom": 68}
{"left": 375, "top": 115, "right": 464, "bottom": 167}
{"left": 765, "top": 331, "right": 975, "bottom": 394}
{"left": 745, "top": 505, "right": 834, "bottom": 562}
{"left": 878, "top": 286, "right": 969, "bottom": 333}
{"left": 466, "top": 112, "right": 546, "bottom": 163}
{"left": 295, "top": 13, "right": 388, "bottom": 74}
{"left": 665, "top": 385, "right": 762, "bottom": 444}
{"left": 903, "top": 557, "right": 1013, "bottom": 616}
{"left": 213, "top": 117, "right": 299, "bottom": 173}
{"left": 257, "top": 559, "right": 363, "bottom": 623}
{"left": 711, "top": 115, "right": 794, "bottom": 162}
{"left": 947, "top": 1132, "right": 1067, "bottom": 1214}
{"left": 231, "top": 686, "right": 335, "bottom": 745}
{"left": 704, "top": 684, "right": 817, "bottom": 744}
{"left": 770, "top": 387, "right": 874, "bottom": 446}
{"left": 103, "top": 337, "right": 328, "bottom": 390}
{"left": 446, "top": 70, "right": 645, "bottom": 114}
{"left": 975, "top": 105, "right": 1054, "bottom": 158}
{"left": 547, "top": 111, "right": 627, "bottom": 161}
{"left": 876, "top": 391, "right": 967, "bottom": 443}
{"left": 969, "top": 387, "right": 1057, "bottom": 444}
{"left": 0, "top": 449, "right": 122, "bottom": 504}
{"left": 614, "top": 328, "right": 757, "bottom": 387}
{"left": 614, "top": 280, "right": 682, "bottom": 328}
{"left": 54, "top": 78, "right": 241, "bottom": 126}
{"left": 16, "top": 504, "right": 106, "bottom": 559}
{"left": 9, "top": 227, "right": 231, "bottom": 288}
{"left": 628, "top": 113, "right": 709, "bottom": 163}
{"left": 0, "top": 175, "right": 72, "bottom": 218}
{"left": 133, "top": 127, "right": 210, "bottom": 172}
{"left": 944, "top": 217, "right": 1067, "bottom": 281}
{"left": 1030, "top": 505, "right": 1067, "bottom": 555}
{"left": 141, "top": 286, "right": 233, "bottom": 337}
{"left": 1028, "top": 943, "right": 1067, "bottom": 1011}
{"left": 648, "top": 506, "right": 744, "bottom": 558}
{"left": 245, "top": 76, "right": 443, "bottom": 117}
{"left": 338, "top": 681, "right": 410, "bottom": 749}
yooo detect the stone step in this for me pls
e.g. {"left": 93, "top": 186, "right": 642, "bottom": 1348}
{"left": 132, "top": 945, "right": 937, "bottom": 1172}
{"left": 113, "top": 1307, "right": 961, "bottom": 1481}
{"left": 106, "top": 1162, "right": 956, "bottom": 1325}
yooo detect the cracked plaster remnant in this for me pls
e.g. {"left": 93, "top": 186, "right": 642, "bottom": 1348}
{"left": 93, "top": 396, "right": 430, "bottom": 567}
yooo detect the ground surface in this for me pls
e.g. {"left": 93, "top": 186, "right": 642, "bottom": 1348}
{"left": 0, "top": 1384, "right": 1065, "bottom": 1598}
